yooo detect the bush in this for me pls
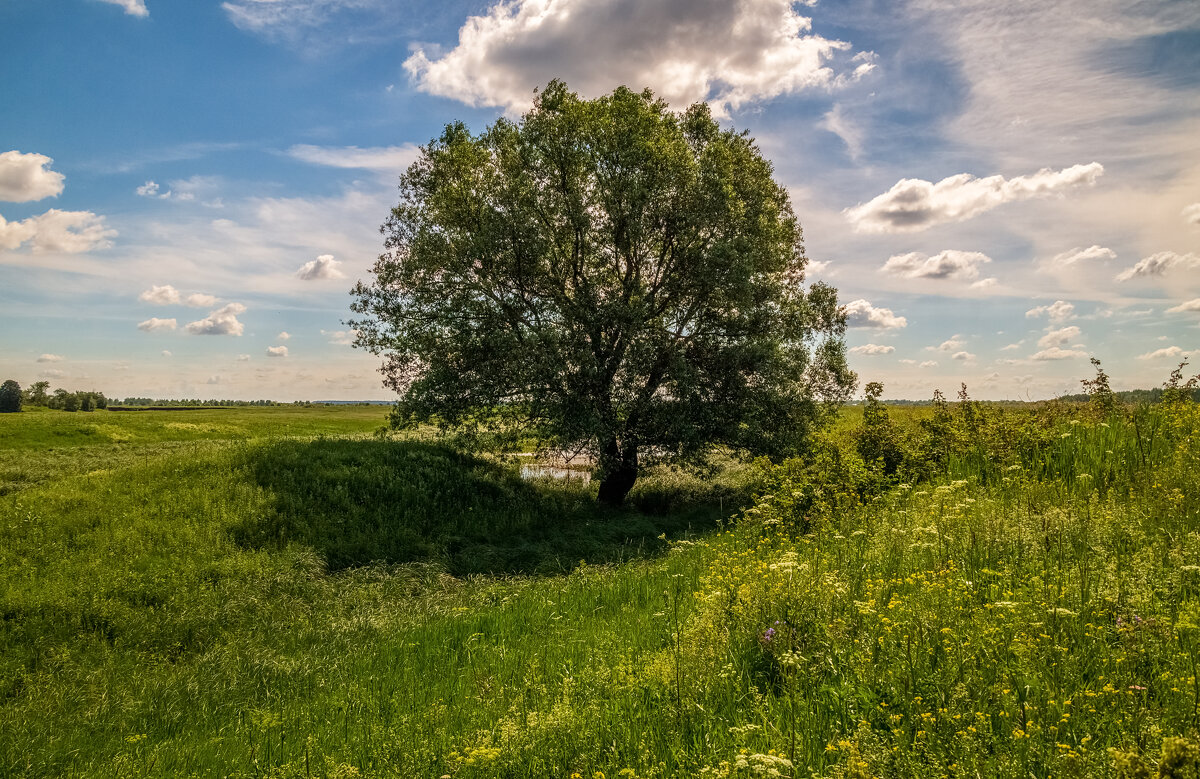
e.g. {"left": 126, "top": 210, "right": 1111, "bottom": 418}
{"left": 0, "top": 380, "right": 21, "bottom": 413}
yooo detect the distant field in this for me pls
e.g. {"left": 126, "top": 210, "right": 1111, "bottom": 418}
{"left": 0, "top": 405, "right": 389, "bottom": 495}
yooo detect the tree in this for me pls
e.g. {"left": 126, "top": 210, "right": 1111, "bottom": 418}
{"left": 0, "top": 380, "right": 21, "bottom": 413}
{"left": 351, "top": 82, "right": 857, "bottom": 505}
{"left": 23, "top": 380, "right": 50, "bottom": 406}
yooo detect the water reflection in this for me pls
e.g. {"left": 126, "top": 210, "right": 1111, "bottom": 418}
{"left": 519, "top": 465, "right": 592, "bottom": 484}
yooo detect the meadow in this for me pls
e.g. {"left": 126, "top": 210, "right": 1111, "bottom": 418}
{"left": 1, "top": 389, "right": 1199, "bottom": 778}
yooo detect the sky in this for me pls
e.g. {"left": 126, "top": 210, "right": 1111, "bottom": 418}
{"left": 1, "top": 0, "right": 1198, "bottom": 401}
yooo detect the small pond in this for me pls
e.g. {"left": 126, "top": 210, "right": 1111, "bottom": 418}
{"left": 519, "top": 465, "right": 592, "bottom": 484}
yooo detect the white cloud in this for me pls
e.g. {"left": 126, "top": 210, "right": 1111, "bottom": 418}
{"left": 36, "top": 353, "right": 64, "bottom": 363}
{"left": 161, "top": 350, "right": 172, "bottom": 357}
{"left": 0, "top": 151, "right": 65, "bottom": 202}
{"left": 266, "top": 345, "right": 289, "bottom": 357}
{"left": 844, "top": 162, "right": 1103, "bottom": 233}
{"left": 323, "top": 329, "right": 360, "bottom": 346}
{"left": 288, "top": 144, "right": 420, "bottom": 173}
{"left": 1031, "top": 347, "right": 1088, "bottom": 361}
{"left": 1001, "top": 341, "right": 1023, "bottom": 351}
{"left": 136, "top": 181, "right": 166, "bottom": 198}
{"left": 97, "top": 0, "right": 149, "bottom": 17}
{"left": 185, "top": 303, "right": 246, "bottom": 336}
{"left": 1137, "top": 346, "right": 1187, "bottom": 360}
{"left": 952, "top": 351, "right": 975, "bottom": 361}
{"left": 919, "top": 360, "right": 938, "bottom": 368}
{"left": 0, "top": 209, "right": 116, "bottom": 253}
{"left": 136, "top": 175, "right": 220, "bottom": 204}
{"left": 137, "top": 317, "right": 177, "bottom": 332}
{"left": 1046, "top": 245, "right": 1116, "bottom": 268}
{"left": 881, "top": 250, "right": 991, "bottom": 280}
{"left": 403, "top": 0, "right": 873, "bottom": 116}
{"left": 185, "top": 293, "right": 219, "bottom": 307}
{"left": 222, "top": 0, "right": 372, "bottom": 35}
{"left": 970, "top": 277, "right": 997, "bottom": 289}
{"left": 277, "top": 331, "right": 291, "bottom": 340}
{"left": 139, "top": 284, "right": 181, "bottom": 305}
{"left": 843, "top": 298, "right": 907, "bottom": 329}
{"left": 1185, "top": 203, "right": 1200, "bottom": 226}
{"left": 1025, "top": 300, "right": 1075, "bottom": 323}
{"left": 296, "top": 254, "right": 345, "bottom": 280}
{"left": 850, "top": 344, "right": 895, "bottom": 355}
{"left": 1115, "top": 252, "right": 1200, "bottom": 282}
{"left": 39, "top": 369, "right": 66, "bottom": 379}
{"left": 818, "top": 104, "right": 863, "bottom": 160}
{"left": 237, "top": 354, "right": 251, "bottom": 361}
{"left": 934, "top": 335, "right": 966, "bottom": 352}
{"left": 1167, "top": 299, "right": 1200, "bottom": 314}
{"left": 1037, "top": 326, "right": 1081, "bottom": 348}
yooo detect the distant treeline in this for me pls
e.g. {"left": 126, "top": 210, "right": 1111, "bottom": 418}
{"left": 1057, "top": 386, "right": 1200, "bottom": 404}
{"left": 118, "top": 398, "right": 286, "bottom": 407}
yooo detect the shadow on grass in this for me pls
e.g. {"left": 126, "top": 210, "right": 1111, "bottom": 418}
{"left": 232, "top": 438, "right": 747, "bottom": 576}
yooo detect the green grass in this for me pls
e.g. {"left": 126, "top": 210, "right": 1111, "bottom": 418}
{"left": 0, "top": 406, "right": 754, "bottom": 777}
{"left": 3, "top": 401, "right": 1200, "bottom": 777}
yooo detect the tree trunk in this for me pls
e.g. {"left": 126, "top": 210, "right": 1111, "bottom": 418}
{"left": 596, "top": 439, "right": 638, "bottom": 507}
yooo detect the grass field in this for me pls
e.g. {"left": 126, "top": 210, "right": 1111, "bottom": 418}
{"left": 2, "top": 398, "right": 1199, "bottom": 777}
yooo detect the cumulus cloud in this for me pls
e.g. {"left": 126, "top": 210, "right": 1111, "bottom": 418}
{"left": 1046, "top": 245, "right": 1116, "bottom": 269}
{"left": 952, "top": 351, "right": 975, "bottom": 361}
{"left": 0, "top": 151, "right": 65, "bottom": 202}
{"left": 185, "top": 293, "right": 219, "bottom": 307}
{"left": 185, "top": 303, "right": 246, "bottom": 336}
{"left": 139, "top": 284, "right": 181, "bottom": 305}
{"left": 881, "top": 250, "right": 991, "bottom": 281}
{"left": 323, "top": 329, "right": 360, "bottom": 345}
{"left": 266, "top": 345, "right": 289, "bottom": 357}
{"left": 1138, "top": 346, "right": 1187, "bottom": 360}
{"left": 277, "top": 331, "right": 291, "bottom": 340}
{"left": 36, "top": 354, "right": 64, "bottom": 363}
{"left": 1026, "top": 300, "right": 1075, "bottom": 323}
{"left": 1115, "top": 252, "right": 1200, "bottom": 282}
{"left": 136, "top": 181, "right": 166, "bottom": 198}
{"left": 403, "top": 0, "right": 874, "bottom": 116}
{"left": 844, "top": 162, "right": 1103, "bottom": 233}
{"left": 0, "top": 209, "right": 116, "bottom": 253}
{"left": 288, "top": 144, "right": 420, "bottom": 173}
{"left": 137, "top": 317, "right": 177, "bottom": 332}
{"left": 296, "top": 254, "right": 345, "bottom": 280}
{"left": 136, "top": 175, "right": 220, "bottom": 204}
{"left": 1183, "top": 203, "right": 1200, "bottom": 226}
{"left": 849, "top": 344, "right": 895, "bottom": 355}
{"left": 237, "top": 354, "right": 251, "bottom": 361}
{"left": 920, "top": 360, "right": 938, "bottom": 368}
{"left": 842, "top": 299, "right": 907, "bottom": 329}
{"left": 1031, "top": 347, "right": 1088, "bottom": 361}
{"left": 1167, "top": 299, "right": 1200, "bottom": 314}
{"left": 161, "top": 350, "right": 172, "bottom": 357}
{"left": 934, "top": 335, "right": 966, "bottom": 352}
{"left": 138, "top": 286, "right": 218, "bottom": 307}
{"left": 1037, "top": 326, "right": 1081, "bottom": 349}
{"left": 97, "top": 0, "right": 149, "bottom": 17}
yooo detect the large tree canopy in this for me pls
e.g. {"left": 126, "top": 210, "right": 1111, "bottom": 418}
{"left": 351, "top": 81, "right": 856, "bottom": 505}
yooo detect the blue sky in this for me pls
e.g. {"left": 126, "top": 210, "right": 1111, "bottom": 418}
{"left": 2, "top": 0, "right": 1198, "bottom": 400}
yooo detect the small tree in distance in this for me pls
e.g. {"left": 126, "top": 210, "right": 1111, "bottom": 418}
{"left": 351, "top": 81, "right": 857, "bottom": 505}
{"left": 0, "top": 380, "right": 21, "bottom": 413}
